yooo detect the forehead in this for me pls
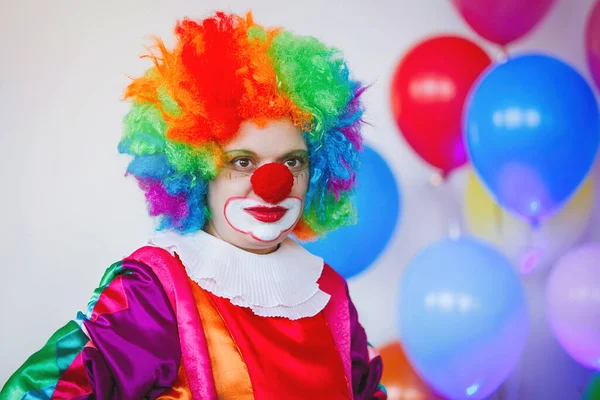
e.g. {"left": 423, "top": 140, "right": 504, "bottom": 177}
{"left": 224, "top": 119, "right": 307, "bottom": 153}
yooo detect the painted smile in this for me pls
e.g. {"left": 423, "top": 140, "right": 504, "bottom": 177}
{"left": 224, "top": 197, "right": 303, "bottom": 242}
{"left": 244, "top": 206, "right": 288, "bottom": 223}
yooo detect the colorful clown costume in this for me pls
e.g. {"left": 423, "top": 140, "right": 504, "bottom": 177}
{"left": 1, "top": 231, "right": 386, "bottom": 399}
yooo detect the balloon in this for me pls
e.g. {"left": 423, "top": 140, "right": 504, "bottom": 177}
{"left": 390, "top": 36, "right": 491, "bottom": 176}
{"left": 451, "top": 0, "right": 556, "bottom": 46}
{"left": 584, "top": 373, "right": 600, "bottom": 400}
{"left": 301, "top": 145, "right": 400, "bottom": 278}
{"left": 399, "top": 237, "right": 528, "bottom": 400}
{"left": 378, "top": 341, "right": 441, "bottom": 400}
{"left": 546, "top": 243, "right": 600, "bottom": 370}
{"left": 463, "top": 169, "right": 594, "bottom": 273}
{"left": 465, "top": 54, "right": 600, "bottom": 224}
{"left": 586, "top": 0, "right": 600, "bottom": 92}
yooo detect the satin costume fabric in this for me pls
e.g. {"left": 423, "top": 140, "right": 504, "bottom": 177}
{"left": 1, "top": 246, "right": 386, "bottom": 399}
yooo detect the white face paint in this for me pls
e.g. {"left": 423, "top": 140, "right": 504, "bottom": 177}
{"left": 224, "top": 197, "right": 303, "bottom": 242}
{"left": 206, "top": 119, "right": 309, "bottom": 254}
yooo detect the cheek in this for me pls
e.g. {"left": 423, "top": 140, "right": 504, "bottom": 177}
{"left": 208, "top": 175, "right": 253, "bottom": 212}
{"left": 291, "top": 169, "right": 310, "bottom": 199}
{"left": 206, "top": 182, "right": 220, "bottom": 216}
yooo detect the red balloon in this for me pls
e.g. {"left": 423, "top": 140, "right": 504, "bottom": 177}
{"left": 586, "top": 0, "right": 600, "bottom": 92}
{"left": 451, "top": 0, "right": 556, "bottom": 46}
{"left": 390, "top": 36, "right": 491, "bottom": 175}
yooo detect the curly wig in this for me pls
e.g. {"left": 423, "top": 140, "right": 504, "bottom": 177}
{"left": 118, "top": 11, "right": 366, "bottom": 240}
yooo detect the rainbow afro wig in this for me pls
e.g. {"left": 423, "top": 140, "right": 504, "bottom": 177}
{"left": 118, "top": 11, "right": 366, "bottom": 240}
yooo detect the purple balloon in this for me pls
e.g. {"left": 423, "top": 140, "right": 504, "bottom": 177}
{"left": 451, "top": 0, "right": 556, "bottom": 46}
{"left": 546, "top": 243, "right": 600, "bottom": 370}
{"left": 586, "top": 0, "right": 600, "bottom": 91}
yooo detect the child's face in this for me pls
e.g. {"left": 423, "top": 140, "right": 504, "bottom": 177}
{"left": 206, "top": 119, "right": 309, "bottom": 253}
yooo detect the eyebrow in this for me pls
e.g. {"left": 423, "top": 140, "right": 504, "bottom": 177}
{"left": 223, "top": 149, "right": 309, "bottom": 160}
{"left": 222, "top": 150, "right": 256, "bottom": 159}
{"left": 277, "top": 150, "right": 309, "bottom": 161}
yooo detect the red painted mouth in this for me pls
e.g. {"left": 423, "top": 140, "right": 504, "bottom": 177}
{"left": 244, "top": 206, "right": 288, "bottom": 223}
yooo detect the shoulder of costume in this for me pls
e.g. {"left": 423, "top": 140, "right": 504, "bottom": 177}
{"left": 319, "top": 262, "right": 350, "bottom": 299}
{"left": 126, "top": 245, "right": 180, "bottom": 269}
{"left": 321, "top": 262, "right": 343, "bottom": 280}
{"left": 123, "top": 245, "right": 188, "bottom": 302}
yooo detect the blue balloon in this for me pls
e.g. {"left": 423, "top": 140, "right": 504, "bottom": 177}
{"left": 465, "top": 54, "right": 600, "bottom": 223}
{"left": 301, "top": 145, "right": 400, "bottom": 279}
{"left": 399, "top": 237, "right": 528, "bottom": 400}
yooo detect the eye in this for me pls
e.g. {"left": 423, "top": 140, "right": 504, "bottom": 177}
{"left": 284, "top": 157, "right": 306, "bottom": 170}
{"left": 231, "top": 157, "right": 255, "bottom": 171}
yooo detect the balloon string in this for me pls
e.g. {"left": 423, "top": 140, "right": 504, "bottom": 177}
{"left": 431, "top": 171, "right": 463, "bottom": 239}
{"left": 497, "top": 45, "right": 509, "bottom": 63}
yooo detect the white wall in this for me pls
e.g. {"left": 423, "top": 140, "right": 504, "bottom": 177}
{"left": 1, "top": 0, "right": 598, "bottom": 397}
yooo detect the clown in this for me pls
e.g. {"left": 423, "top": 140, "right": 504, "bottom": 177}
{"left": 1, "top": 11, "right": 386, "bottom": 400}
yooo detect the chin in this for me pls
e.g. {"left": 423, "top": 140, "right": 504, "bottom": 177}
{"left": 222, "top": 226, "right": 295, "bottom": 254}
{"left": 249, "top": 228, "right": 294, "bottom": 244}
{"left": 248, "top": 233, "right": 291, "bottom": 248}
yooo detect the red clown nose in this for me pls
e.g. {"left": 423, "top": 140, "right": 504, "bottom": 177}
{"left": 250, "top": 163, "right": 294, "bottom": 204}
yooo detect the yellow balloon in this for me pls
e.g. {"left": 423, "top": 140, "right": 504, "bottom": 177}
{"left": 463, "top": 171, "right": 594, "bottom": 273}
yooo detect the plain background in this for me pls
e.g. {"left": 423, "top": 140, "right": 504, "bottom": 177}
{"left": 1, "top": 0, "right": 599, "bottom": 398}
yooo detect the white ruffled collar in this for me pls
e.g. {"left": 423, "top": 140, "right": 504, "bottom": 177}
{"left": 147, "top": 230, "right": 330, "bottom": 320}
